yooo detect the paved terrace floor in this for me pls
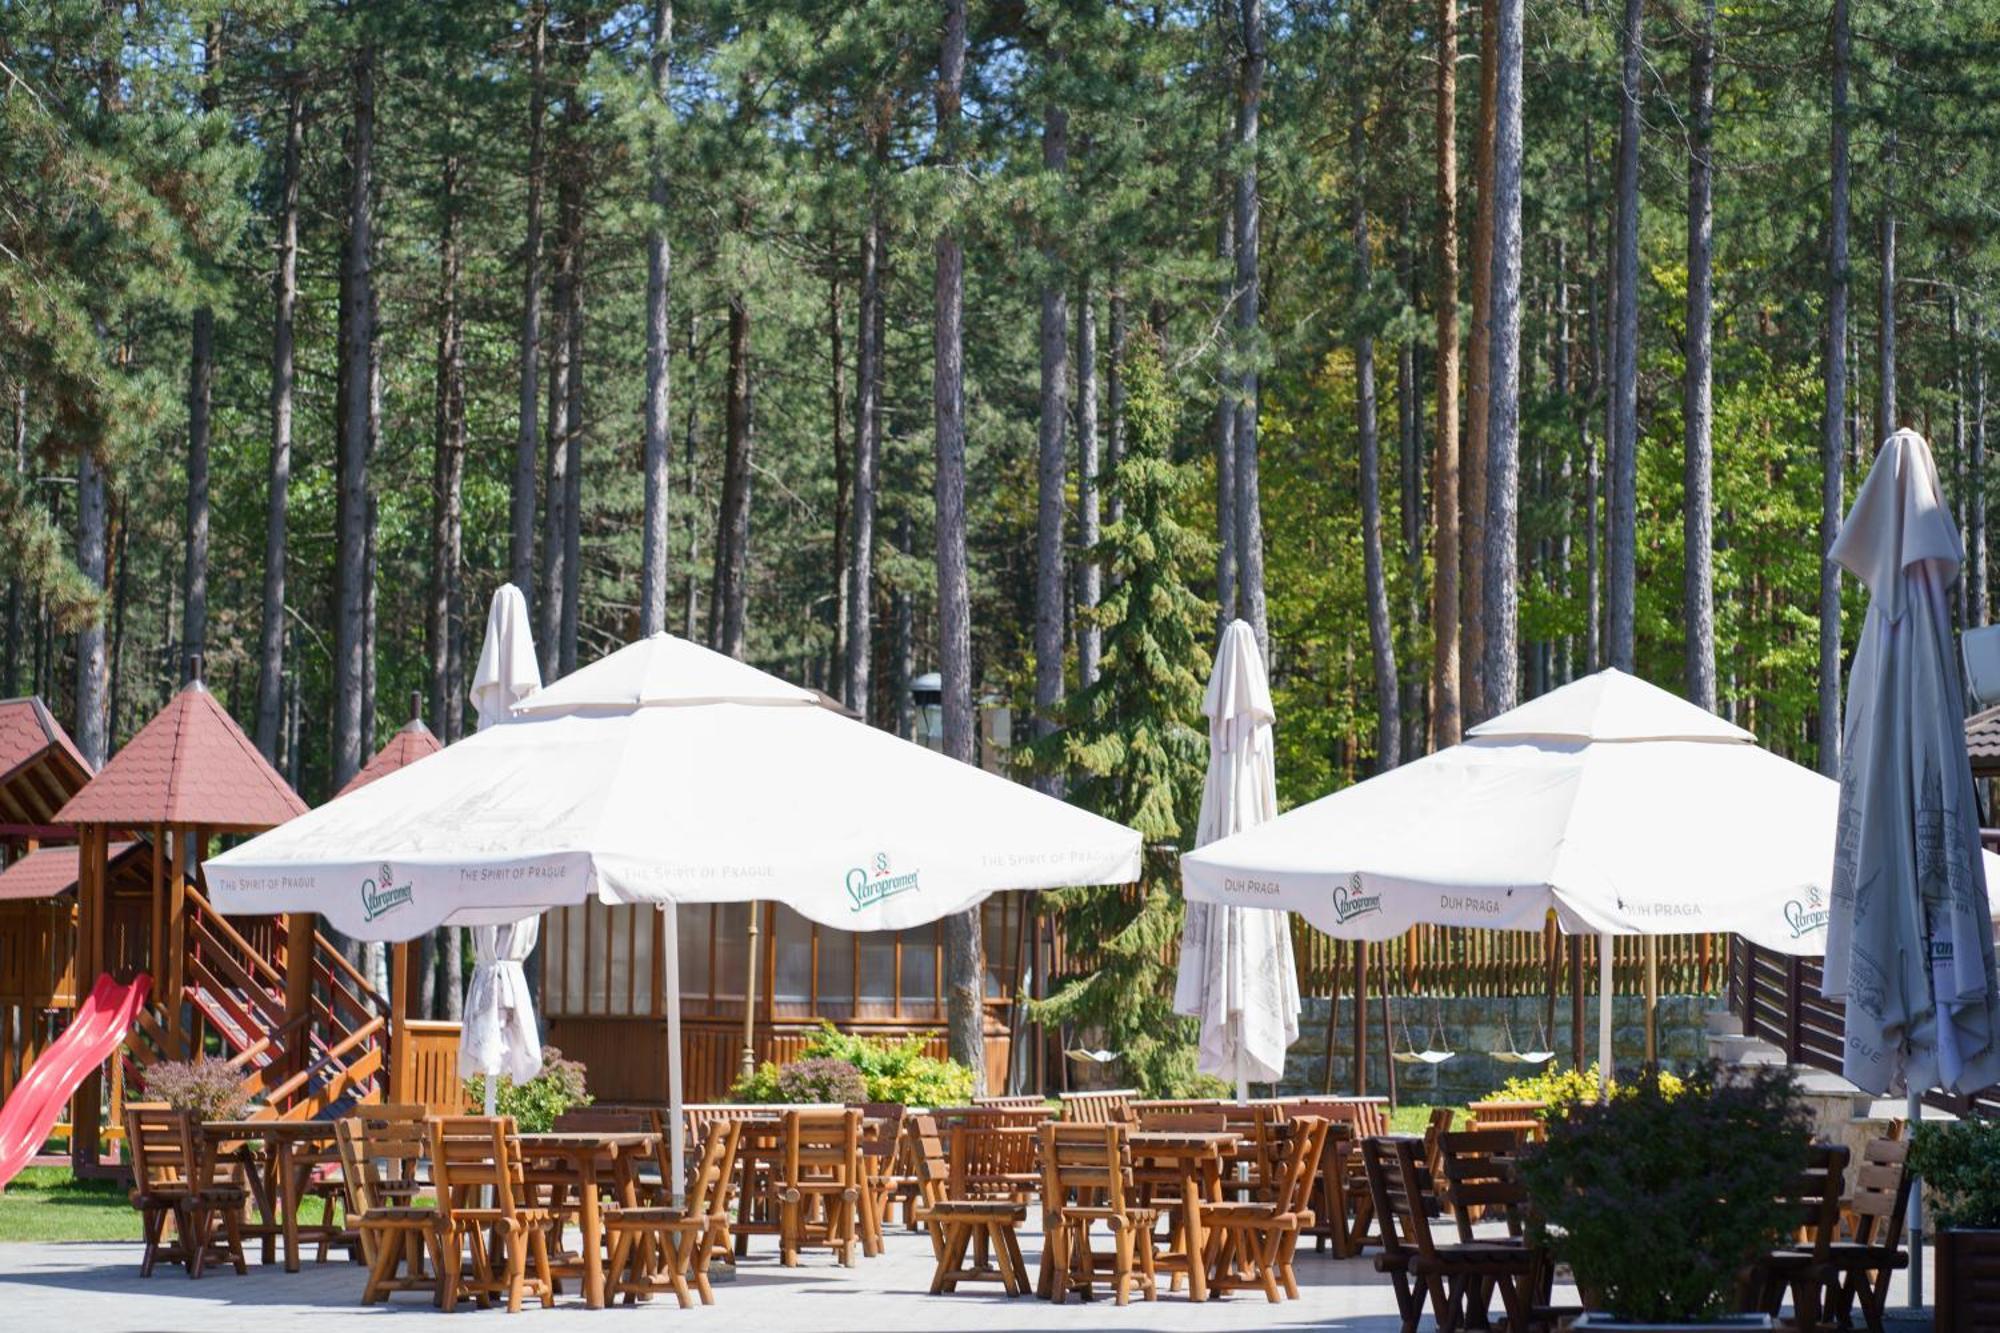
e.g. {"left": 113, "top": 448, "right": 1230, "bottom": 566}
{"left": 0, "top": 1221, "right": 1935, "bottom": 1333}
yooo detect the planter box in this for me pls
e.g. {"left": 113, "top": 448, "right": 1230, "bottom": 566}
{"left": 1569, "top": 1317, "right": 1773, "bottom": 1332}
{"left": 1937, "top": 1227, "right": 2000, "bottom": 1332}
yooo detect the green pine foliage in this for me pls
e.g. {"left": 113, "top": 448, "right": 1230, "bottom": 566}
{"left": 1026, "top": 331, "right": 1217, "bottom": 1097}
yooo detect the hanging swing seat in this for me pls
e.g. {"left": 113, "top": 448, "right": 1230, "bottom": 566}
{"left": 1488, "top": 1016, "right": 1556, "bottom": 1066}
{"left": 1391, "top": 998, "right": 1456, "bottom": 1065}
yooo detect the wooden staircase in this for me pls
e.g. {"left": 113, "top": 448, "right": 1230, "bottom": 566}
{"left": 122, "top": 885, "right": 388, "bottom": 1121}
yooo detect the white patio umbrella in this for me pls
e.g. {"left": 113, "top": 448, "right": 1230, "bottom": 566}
{"left": 1182, "top": 667, "right": 2000, "bottom": 1092}
{"left": 463, "top": 584, "right": 545, "bottom": 1116}
{"left": 1825, "top": 426, "right": 2000, "bottom": 1099}
{"left": 1173, "top": 620, "right": 1299, "bottom": 1099}
{"left": 207, "top": 631, "right": 1142, "bottom": 1202}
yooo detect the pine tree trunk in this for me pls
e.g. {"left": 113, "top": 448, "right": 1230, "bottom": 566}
{"left": 1481, "top": 0, "right": 1524, "bottom": 716}
{"left": 74, "top": 449, "right": 108, "bottom": 767}
{"left": 829, "top": 260, "right": 848, "bottom": 696}
{"left": 540, "top": 249, "right": 570, "bottom": 678}
{"left": 1355, "top": 106, "right": 1400, "bottom": 770}
{"left": 1233, "top": 0, "right": 1269, "bottom": 661}
{"left": 333, "top": 45, "right": 376, "bottom": 792}
{"left": 1820, "top": 0, "right": 1849, "bottom": 774}
{"left": 936, "top": 0, "right": 985, "bottom": 1093}
{"left": 429, "top": 155, "right": 466, "bottom": 742}
{"left": 1214, "top": 211, "right": 1238, "bottom": 631}
{"left": 1107, "top": 286, "right": 1127, "bottom": 532}
{"left": 1682, "top": 0, "right": 1715, "bottom": 710}
{"left": 1431, "top": 0, "right": 1462, "bottom": 747}
{"left": 1582, "top": 4, "right": 1604, "bottom": 673}
{"left": 683, "top": 308, "right": 702, "bottom": 641}
{"left": 512, "top": 4, "right": 548, "bottom": 609}
{"left": 714, "top": 291, "right": 753, "bottom": 660}
{"left": 639, "top": 0, "right": 673, "bottom": 636}
{"left": 185, "top": 308, "right": 212, "bottom": 666}
{"left": 443, "top": 926, "right": 464, "bottom": 1021}
{"left": 846, "top": 138, "right": 886, "bottom": 718}
{"left": 1034, "top": 102, "right": 1070, "bottom": 790}
{"left": 894, "top": 514, "right": 915, "bottom": 741}
{"left": 1975, "top": 312, "right": 1989, "bottom": 628}
{"left": 1608, "top": 0, "right": 1642, "bottom": 673}
{"left": 560, "top": 231, "right": 584, "bottom": 678}
{"left": 4, "top": 387, "right": 24, "bottom": 697}
{"left": 1463, "top": 0, "right": 1499, "bottom": 722}
{"left": 1877, "top": 210, "right": 1896, "bottom": 445}
{"left": 1076, "top": 275, "right": 1103, "bottom": 689}
{"left": 255, "top": 79, "right": 302, "bottom": 761}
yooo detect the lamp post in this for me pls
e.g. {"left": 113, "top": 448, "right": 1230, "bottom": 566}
{"left": 912, "top": 671, "right": 944, "bottom": 751}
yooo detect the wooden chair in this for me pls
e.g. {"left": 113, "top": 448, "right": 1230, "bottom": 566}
{"left": 1039, "top": 1121, "right": 1158, "bottom": 1306}
{"left": 1814, "top": 1134, "right": 1913, "bottom": 1333}
{"left": 777, "top": 1107, "right": 863, "bottom": 1266}
{"left": 1201, "top": 1115, "right": 1331, "bottom": 1302}
{"left": 1749, "top": 1142, "right": 1850, "bottom": 1331}
{"left": 602, "top": 1118, "right": 742, "bottom": 1309}
{"left": 1466, "top": 1099, "right": 1546, "bottom": 1143}
{"left": 125, "top": 1105, "right": 246, "bottom": 1279}
{"left": 856, "top": 1102, "right": 906, "bottom": 1257}
{"left": 430, "top": 1115, "right": 556, "bottom": 1313}
{"left": 1295, "top": 1098, "right": 1402, "bottom": 1253}
{"left": 1370, "top": 1134, "right": 1529, "bottom": 1333}
{"left": 973, "top": 1094, "right": 1049, "bottom": 1111}
{"left": 1058, "top": 1088, "right": 1138, "bottom": 1125}
{"left": 335, "top": 1109, "right": 444, "bottom": 1305}
{"left": 906, "top": 1113, "right": 1030, "bottom": 1296}
{"left": 1435, "top": 1129, "right": 1529, "bottom": 1241}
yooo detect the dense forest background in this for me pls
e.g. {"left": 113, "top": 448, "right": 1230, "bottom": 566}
{"left": 6, "top": 1, "right": 2000, "bottom": 1052}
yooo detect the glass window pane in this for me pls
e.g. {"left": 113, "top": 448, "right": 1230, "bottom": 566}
{"left": 817, "top": 926, "right": 854, "bottom": 1021}
{"left": 676, "top": 904, "right": 712, "bottom": 1011}
{"left": 772, "top": 905, "right": 813, "bottom": 1009}
{"left": 858, "top": 926, "right": 897, "bottom": 1018}
{"left": 604, "top": 904, "right": 636, "bottom": 1015}
{"left": 983, "top": 897, "right": 1014, "bottom": 998}
{"left": 629, "top": 904, "right": 655, "bottom": 1015}
{"left": 560, "top": 904, "right": 589, "bottom": 1015}
{"left": 899, "top": 924, "right": 939, "bottom": 1013}
{"left": 712, "top": 902, "right": 749, "bottom": 1018}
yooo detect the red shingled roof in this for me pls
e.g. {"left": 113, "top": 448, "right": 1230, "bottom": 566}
{"left": 338, "top": 718, "right": 444, "bottom": 798}
{"left": 0, "top": 696, "right": 92, "bottom": 796}
{"left": 54, "top": 682, "right": 307, "bottom": 829}
{"left": 0, "top": 841, "right": 138, "bottom": 901}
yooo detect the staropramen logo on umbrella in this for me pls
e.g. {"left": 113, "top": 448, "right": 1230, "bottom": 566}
{"left": 361, "top": 862, "right": 415, "bottom": 922}
{"left": 846, "top": 851, "right": 921, "bottom": 913}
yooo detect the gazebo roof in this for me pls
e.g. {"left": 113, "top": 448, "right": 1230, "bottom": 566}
{"left": 55, "top": 682, "right": 307, "bottom": 830}
{"left": 338, "top": 717, "right": 444, "bottom": 798}
{"left": 0, "top": 840, "right": 141, "bottom": 901}
{"left": 0, "top": 697, "right": 93, "bottom": 827}
{"left": 1969, "top": 704, "right": 2000, "bottom": 778}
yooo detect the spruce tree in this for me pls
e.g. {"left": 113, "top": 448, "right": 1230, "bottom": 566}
{"left": 1028, "top": 330, "right": 1214, "bottom": 1096}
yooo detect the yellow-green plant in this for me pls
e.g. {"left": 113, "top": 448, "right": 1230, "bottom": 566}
{"left": 1490, "top": 1062, "right": 1684, "bottom": 1114}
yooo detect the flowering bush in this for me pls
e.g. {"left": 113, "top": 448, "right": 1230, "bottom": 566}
{"left": 729, "top": 1023, "right": 974, "bottom": 1107}
{"left": 462, "top": 1047, "right": 591, "bottom": 1131}
{"left": 773, "top": 1056, "right": 869, "bottom": 1104}
{"left": 143, "top": 1057, "right": 251, "bottom": 1121}
{"left": 1489, "top": 1061, "right": 1684, "bottom": 1114}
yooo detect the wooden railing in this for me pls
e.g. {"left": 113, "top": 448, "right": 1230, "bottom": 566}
{"left": 1289, "top": 922, "right": 1727, "bottom": 999}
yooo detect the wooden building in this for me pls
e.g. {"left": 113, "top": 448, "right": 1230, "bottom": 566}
{"left": 542, "top": 892, "right": 1041, "bottom": 1102}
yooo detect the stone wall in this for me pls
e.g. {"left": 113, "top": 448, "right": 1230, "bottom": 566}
{"left": 1276, "top": 993, "right": 1716, "bottom": 1104}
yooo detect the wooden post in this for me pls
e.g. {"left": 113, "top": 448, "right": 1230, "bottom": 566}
{"left": 1568, "top": 933, "right": 1586, "bottom": 1069}
{"left": 1352, "top": 941, "right": 1369, "bottom": 1096}
{"left": 284, "top": 912, "right": 315, "bottom": 1081}
{"left": 70, "top": 823, "right": 103, "bottom": 1173}
{"left": 1380, "top": 986, "right": 1398, "bottom": 1110}
{"left": 389, "top": 938, "right": 413, "bottom": 1103}
{"left": 1643, "top": 935, "right": 1659, "bottom": 1065}
{"left": 1320, "top": 938, "right": 1343, "bottom": 1094}
{"left": 166, "top": 827, "right": 188, "bottom": 1059}
{"left": 739, "top": 900, "right": 761, "bottom": 1081}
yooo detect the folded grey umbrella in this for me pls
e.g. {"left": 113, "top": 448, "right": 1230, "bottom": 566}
{"left": 1827, "top": 428, "right": 2000, "bottom": 1096}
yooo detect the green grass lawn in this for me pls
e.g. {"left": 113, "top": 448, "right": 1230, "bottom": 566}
{"left": 1388, "top": 1102, "right": 1466, "bottom": 1135}
{"left": 0, "top": 1167, "right": 141, "bottom": 1243}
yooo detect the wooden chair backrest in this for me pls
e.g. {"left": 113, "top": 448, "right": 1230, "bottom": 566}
{"left": 1387, "top": 1135, "right": 1446, "bottom": 1259}
{"left": 1291, "top": 1097, "right": 1391, "bottom": 1140}
{"left": 859, "top": 1102, "right": 906, "bottom": 1165}
{"left": 1848, "top": 1134, "right": 1913, "bottom": 1251}
{"left": 1269, "top": 1116, "right": 1332, "bottom": 1218}
{"left": 126, "top": 1105, "right": 194, "bottom": 1193}
{"left": 684, "top": 1118, "right": 743, "bottom": 1221}
{"left": 782, "top": 1108, "right": 862, "bottom": 1189}
{"left": 907, "top": 1113, "right": 951, "bottom": 1207}
{"left": 948, "top": 1118, "right": 1036, "bottom": 1201}
{"left": 335, "top": 1106, "right": 428, "bottom": 1215}
{"left": 431, "top": 1115, "right": 522, "bottom": 1220}
{"left": 1041, "top": 1121, "right": 1132, "bottom": 1214}
{"left": 1437, "top": 1129, "right": 1529, "bottom": 1240}
{"left": 1058, "top": 1089, "right": 1137, "bottom": 1125}
{"left": 1359, "top": 1135, "right": 1420, "bottom": 1264}
{"left": 973, "top": 1094, "right": 1048, "bottom": 1110}
{"left": 1138, "top": 1111, "right": 1229, "bottom": 1133}
{"left": 1782, "top": 1142, "right": 1851, "bottom": 1260}
{"left": 553, "top": 1107, "right": 653, "bottom": 1134}
{"left": 1132, "top": 1098, "right": 1226, "bottom": 1116}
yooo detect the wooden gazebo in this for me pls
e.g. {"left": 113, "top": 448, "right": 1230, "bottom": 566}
{"left": 53, "top": 671, "right": 312, "bottom": 1169}
{"left": 0, "top": 697, "right": 91, "bottom": 859}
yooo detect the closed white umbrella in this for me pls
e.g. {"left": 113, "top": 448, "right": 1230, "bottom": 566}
{"left": 1173, "top": 620, "right": 1298, "bottom": 1099}
{"left": 462, "top": 584, "right": 545, "bottom": 1116}
{"left": 207, "top": 631, "right": 1142, "bottom": 1202}
{"left": 1825, "top": 427, "right": 2000, "bottom": 1098}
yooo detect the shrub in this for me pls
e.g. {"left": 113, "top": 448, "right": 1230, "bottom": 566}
{"left": 1909, "top": 1118, "right": 2000, "bottom": 1230}
{"left": 774, "top": 1056, "right": 868, "bottom": 1104}
{"left": 462, "top": 1047, "right": 591, "bottom": 1131}
{"left": 1520, "top": 1063, "right": 1809, "bottom": 1324}
{"left": 143, "top": 1057, "right": 251, "bottom": 1121}
{"left": 1489, "top": 1061, "right": 1684, "bottom": 1114}
{"left": 727, "top": 1023, "right": 975, "bottom": 1106}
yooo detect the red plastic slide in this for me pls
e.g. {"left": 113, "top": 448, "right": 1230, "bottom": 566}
{"left": 0, "top": 972, "right": 151, "bottom": 1190}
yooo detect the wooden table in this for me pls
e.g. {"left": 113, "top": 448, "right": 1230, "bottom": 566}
{"left": 1129, "top": 1129, "right": 1237, "bottom": 1302}
{"left": 717, "top": 1115, "right": 787, "bottom": 1257}
{"left": 516, "top": 1130, "right": 660, "bottom": 1310}
{"left": 199, "top": 1119, "right": 342, "bottom": 1274}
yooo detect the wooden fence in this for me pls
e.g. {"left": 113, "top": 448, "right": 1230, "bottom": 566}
{"left": 1290, "top": 921, "right": 1728, "bottom": 999}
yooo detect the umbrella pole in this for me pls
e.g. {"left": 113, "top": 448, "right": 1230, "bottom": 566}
{"left": 1597, "top": 932, "right": 1614, "bottom": 1099}
{"left": 665, "top": 905, "right": 686, "bottom": 1212}
{"left": 1907, "top": 1085, "right": 1923, "bottom": 1308}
